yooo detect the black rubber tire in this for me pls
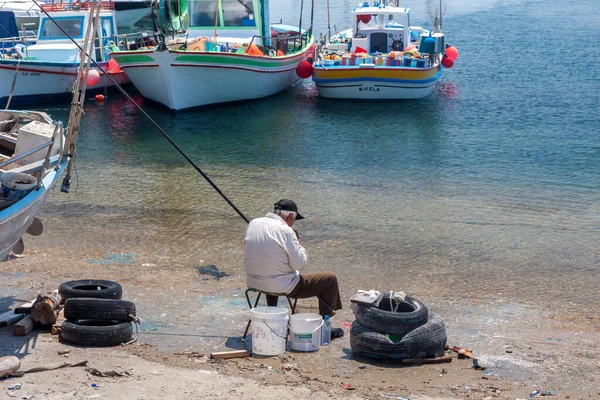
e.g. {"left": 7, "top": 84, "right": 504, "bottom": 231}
{"left": 353, "top": 294, "right": 428, "bottom": 336}
{"left": 350, "top": 313, "right": 447, "bottom": 360}
{"left": 59, "top": 280, "right": 122, "bottom": 301}
{"left": 61, "top": 320, "right": 133, "bottom": 346}
{"left": 64, "top": 298, "right": 135, "bottom": 321}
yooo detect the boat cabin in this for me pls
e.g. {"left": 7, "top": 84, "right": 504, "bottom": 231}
{"left": 29, "top": 3, "right": 119, "bottom": 62}
{"left": 185, "top": 0, "right": 269, "bottom": 41}
{"left": 350, "top": 4, "right": 419, "bottom": 54}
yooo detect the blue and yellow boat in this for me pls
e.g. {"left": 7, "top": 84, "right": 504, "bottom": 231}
{"left": 312, "top": 1, "right": 456, "bottom": 100}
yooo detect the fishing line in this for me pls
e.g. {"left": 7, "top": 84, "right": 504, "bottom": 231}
{"left": 31, "top": 0, "right": 250, "bottom": 224}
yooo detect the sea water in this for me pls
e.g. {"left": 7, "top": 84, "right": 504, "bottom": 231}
{"left": 30, "top": 0, "right": 599, "bottom": 315}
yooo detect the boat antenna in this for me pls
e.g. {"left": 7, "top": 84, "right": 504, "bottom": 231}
{"left": 427, "top": 0, "right": 446, "bottom": 32}
{"left": 309, "top": 0, "right": 315, "bottom": 39}
{"left": 31, "top": 0, "right": 252, "bottom": 224}
{"left": 298, "top": 0, "right": 304, "bottom": 48}
{"left": 326, "top": 0, "right": 331, "bottom": 42}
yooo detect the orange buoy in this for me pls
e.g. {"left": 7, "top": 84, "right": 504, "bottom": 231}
{"left": 94, "top": 94, "right": 105, "bottom": 101}
{"left": 445, "top": 46, "right": 459, "bottom": 61}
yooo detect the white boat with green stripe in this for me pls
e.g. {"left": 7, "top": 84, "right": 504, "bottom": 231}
{"left": 110, "top": 0, "right": 313, "bottom": 111}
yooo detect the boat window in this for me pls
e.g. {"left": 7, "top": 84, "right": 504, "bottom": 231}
{"left": 188, "top": 0, "right": 255, "bottom": 28}
{"left": 222, "top": 0, "right": 254, "bottom": 27}
{"left": 40, "top": 17, "right": 84, "bottom": 40}
{"left": 99, "top": 16, "right": 115, "bottom": 38}
{"left": 188, "top": 0, "right": 218, "bottom": 27}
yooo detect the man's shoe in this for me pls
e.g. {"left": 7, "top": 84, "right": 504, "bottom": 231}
{"left": 331, "top": 327, "right": 344, "bottom": 339}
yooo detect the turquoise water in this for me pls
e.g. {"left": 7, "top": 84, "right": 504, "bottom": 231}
{"left": 30, "top": 0, "right": 599, "bottom": 313}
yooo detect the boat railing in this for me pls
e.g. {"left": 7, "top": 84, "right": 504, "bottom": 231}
{"left": 0, "top": 33, "right": 37, "bottom": 56}
{"left": 245, "top": 32, "right": 308, "bottom": 56}
{"left": 40, "top": 1, "right": 115, "bottom": 12}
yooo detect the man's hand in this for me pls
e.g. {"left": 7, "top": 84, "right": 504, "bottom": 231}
{"left": 293, "top": 229, "right": 301, "bottom": 244}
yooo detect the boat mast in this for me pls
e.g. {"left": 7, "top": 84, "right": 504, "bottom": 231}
{"left": 61, "top": 0, "right": 102, "bottom": 193}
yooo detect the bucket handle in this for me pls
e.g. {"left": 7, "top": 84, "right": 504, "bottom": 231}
{"left": 262, "top": 320, "right": 288, "bottom": 339}
{"left": 288, "top": 319, "right": 324, "bottom": 336}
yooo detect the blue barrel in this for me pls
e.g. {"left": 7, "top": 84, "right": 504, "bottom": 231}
{"left": 419, "top": 34, "right": 436, "bottom": 54}
{"left": 402, "top": 57, "right": 412, "bottom": 67}
{"left": 415, "top": 58, "right": 426, "bottom": 68}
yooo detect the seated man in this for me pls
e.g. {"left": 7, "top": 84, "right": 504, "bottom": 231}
{"left": 243, "top": 199, "right": 343, "bottom": 321}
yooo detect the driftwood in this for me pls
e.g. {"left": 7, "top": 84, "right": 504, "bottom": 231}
{"left": 30, "top": 291, "right": 62, "bottom": 325}
{"left": 400, "top": 355, "right": 453, "bottom": 365}
{"left": 8, "top": 360, "right": 88, "bottom": 377}
{"left": 0, "top": 356, "right": 20, "bottom": 378}
{"left": 0, "top": 310, "right": 24, "bottom": 326}
{"left": 86, "top": 367, "right": 131, "bottom": 377}
{"left": 13, "top": 315, "right": 35, "bottom": 336}
{"left": 209, "top": 350, "right": 248, "bottom": 360}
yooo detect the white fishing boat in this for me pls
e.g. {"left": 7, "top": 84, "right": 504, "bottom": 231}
{"left": 110, "top": 0, "right": 314, "bottom": 111}
{"left": 1, "top": 0, "right": 102, "bottom": 262}
{"left": 0, "top": 1, "right": 133, "bottom": 107}
{"left": 0, "top": 0, "right": 151, "bottom": 29}
{"left": 0, "top": 110, "right": 67, "bottom": 261}
{"left": 311, "top": 0, "right": 459, "bottom": 100}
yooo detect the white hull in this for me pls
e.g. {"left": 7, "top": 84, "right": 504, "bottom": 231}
{"left": 0, "top": 162, "right": 65, "bottom": 261}
{"left": 0, "top": 61, "right": 129, "bottom": 106}
{"left": 315, "top": 79, "right": 437, "bottom": 99}
{"left": 113, "top": 47, "right": 312, "bottom": 110}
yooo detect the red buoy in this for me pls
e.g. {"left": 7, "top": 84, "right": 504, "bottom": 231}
{"left": 445, "top": 45, "right": 459, "bottom": 61}
{"left": 442, "top": 56, "right": 454, "bottom": 68}
{"left": 83, "top": 69, "right": 100, "bottom": 87}
{"left": 357, "top": 14, "right": 371, "bottom": 24}
{"left": 95, "top": 94, "right": 105, "bottom": 101}
{"left": 296, "top": 60, "right": 313, "bottom": 79}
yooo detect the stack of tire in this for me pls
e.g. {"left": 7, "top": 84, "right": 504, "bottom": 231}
{"left": 350, "top": 293, "right": 447, "bottom": 360}
{"left": 59, "top": 279, "right": 137, "bottom": 346}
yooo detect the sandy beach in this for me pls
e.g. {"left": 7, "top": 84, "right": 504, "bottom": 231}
{"left": 1, "top": 239, "right": 598, "bottom": 400}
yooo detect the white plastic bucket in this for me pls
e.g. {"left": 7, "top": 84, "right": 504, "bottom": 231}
{"left": 250, "top": 306, "right": 289, "bottom": 356}
{"left": 289, "top": 313, "right": 323, "bottom": 352}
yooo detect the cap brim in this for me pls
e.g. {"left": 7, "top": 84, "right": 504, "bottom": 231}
{"left": 296, "top": 213, "right": 305, "bottom": 220}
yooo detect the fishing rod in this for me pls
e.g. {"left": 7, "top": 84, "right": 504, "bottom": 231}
{"left": 31, "top": 0, "right": 251, "bottom": 224}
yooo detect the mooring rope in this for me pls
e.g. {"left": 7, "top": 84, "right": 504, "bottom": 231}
{"left": 32, "top": 0, "right": 251, "bottom": 224}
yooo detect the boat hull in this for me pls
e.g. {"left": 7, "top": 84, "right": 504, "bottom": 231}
{"left": 111, "top": 44, "right": 313, "bottom": 111}
{"left": 0, "top": 159, "right": 67, "bottom": 262}
{"left": 313, "top": 65, "right": 442, "bottom": 100}
{"left": 0, "top": 60, "right": 130, "bottom": 107}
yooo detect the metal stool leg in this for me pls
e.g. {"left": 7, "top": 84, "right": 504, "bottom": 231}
{"left": 242, "top": 290, "right": 262, "bottom": 341}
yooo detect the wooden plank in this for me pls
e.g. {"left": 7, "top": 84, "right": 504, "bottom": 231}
{"left": 400, "top": 355, "right": 453, "bottom": 365}
{"left": 209, "top": 350, "right": 248, "bottom": 360}
{"left": 13, "top": 315, "right": 35, "bottom": 336}
{"left": 0, "top": 310, "right": 24, "bottom": 326}
{"left": 51, "top": 308, "right": 65, "bottom": 336}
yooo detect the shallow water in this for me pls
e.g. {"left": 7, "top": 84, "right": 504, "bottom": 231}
{"left": 22, "top": 0, "right": 600, "bottom": 315}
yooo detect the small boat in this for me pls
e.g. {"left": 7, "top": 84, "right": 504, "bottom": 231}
{"left": 1, "top": 0, "right": 97, "bottom": 262}
{"left": 0, "top": 2, "right": 134, "bottom": 107}
{"left": 0, "top": 110, "right": 67, "bottom": 261}
{"left": 0, "top": 0, "right": 151, "bottom": 29}
{"left": 110, "top": 0, "right": 315, "bottom": 111}
{"left": 312, "top": 0, "right": 458, "bottom": 100}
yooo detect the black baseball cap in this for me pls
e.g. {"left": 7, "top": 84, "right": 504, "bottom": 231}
{"left": 274, "top": 199, "right": 304, "bottom": 220}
